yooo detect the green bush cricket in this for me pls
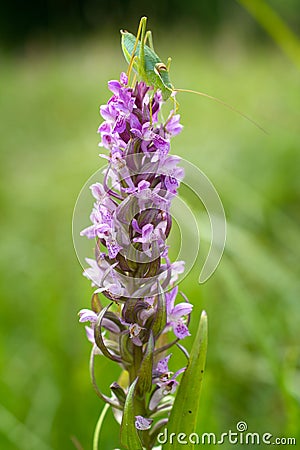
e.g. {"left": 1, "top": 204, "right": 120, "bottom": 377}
{"left": 121, "top": 16, "right": 266, "bottom": 132}
{"left": 121, "top": 16, "right": 173, "bottom": 102}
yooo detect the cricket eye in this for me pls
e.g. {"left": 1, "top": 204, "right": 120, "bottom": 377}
{"left": 155, "top": 63, "right": 168, "bottom": 72}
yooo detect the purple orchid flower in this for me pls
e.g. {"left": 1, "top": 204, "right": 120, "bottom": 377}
{"left": 149, "top": 365, "right": 186, "bottom": 411}
{"left": 135, "top": 415, "right": 153, "bottom": 431}
{"left": 131, "top": 122, "right": 170, "bottom": 155}
{"left": 165, "top": 286, "right": 193, "bottom": 339}
{"left": 165, "top": 112, "right": 183, "bottom": 136}
{"left": 132, "top": 180, "right": 168, "bottom": 211}
{"left": 152, "top": 354, "right": 172, "bottom": 379}
{"left": 78, "top": 71, "right": 193, "bottom": 449}
{"left": 133, "top": 222, "right": 167, "bottom": 257}
{"left": 82, "top": 257, "right": 126, "bottom": 298}
{"left": 78, "top": 308, "right": 120, "bottom": 335}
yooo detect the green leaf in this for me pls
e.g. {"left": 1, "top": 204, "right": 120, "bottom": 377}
{"left": 120, "top": 378, "right": 143, "bottom": 450}
{"left": 164, "top": 311, "right": 208, "bottom": 450}
{"left": 152, "top": 283, "right": 167, "bottom": 337}
{"left": 136, "top": 332, "right": 154, "bottom": 395}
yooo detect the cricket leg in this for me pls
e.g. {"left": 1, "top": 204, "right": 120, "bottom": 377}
{"left": 144, "top": 30, "right": 154, "bottom": 50}
{"left": 138, "top": 17, "right": 147, "bottom": 69}
{"left": 167, "top": 57, "right": 172, "bottom": 71}
{"left": 127, "top": 17, "right": 147, "bottom": 81}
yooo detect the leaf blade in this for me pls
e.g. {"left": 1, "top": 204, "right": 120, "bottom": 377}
{"left": 120, "top": 378, "right": 143, "bottom": 450}
{"left": 163, "top": 310, "right": 208, "bottom": 449}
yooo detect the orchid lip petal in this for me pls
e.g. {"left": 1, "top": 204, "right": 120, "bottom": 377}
{"left": 172, "top": 320, "right": 191, "bottom": 339}
{"left": 135, "top": 415, "right": 153, "bottom": 430}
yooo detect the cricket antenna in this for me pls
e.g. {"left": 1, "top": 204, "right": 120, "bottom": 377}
{"left": 174, "top": 88, "right": 268, "bottom": 134}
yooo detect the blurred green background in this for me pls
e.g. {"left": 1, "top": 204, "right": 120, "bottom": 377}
{"left": 1, "top": 0, "right": 300, "bottom": 449}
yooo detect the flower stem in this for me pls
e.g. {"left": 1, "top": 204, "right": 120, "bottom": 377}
{"left": 92, "top": 403, "right": 110, "bottom": 450}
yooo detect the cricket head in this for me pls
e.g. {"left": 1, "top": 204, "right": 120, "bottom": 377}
{"left": 154, "top": 62, "right": 173, "bottom": 101}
